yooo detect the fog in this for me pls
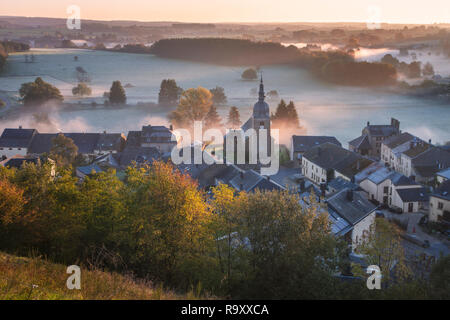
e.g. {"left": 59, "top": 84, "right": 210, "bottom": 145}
{"left": 0, "top": 48, "right": 448, "bottom": 144}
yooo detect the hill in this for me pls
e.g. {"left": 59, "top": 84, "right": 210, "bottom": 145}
{"left": 0, "top": 252, "right": 198, "bottom": 300}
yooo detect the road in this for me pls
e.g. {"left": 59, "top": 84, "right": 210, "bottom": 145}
{"left": 380, "top": 209, "right": 450, "bottom": 259}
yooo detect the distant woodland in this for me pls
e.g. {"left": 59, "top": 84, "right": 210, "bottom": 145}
{"left": 148, "top": 38, "right": 398, "bottom": 86}
{"left": 0, "top": 41, "right": 30, "bottom": 70}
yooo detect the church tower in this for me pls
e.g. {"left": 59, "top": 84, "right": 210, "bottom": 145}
{"left": 252, "top": 76, "right": 271, "bottom": 157}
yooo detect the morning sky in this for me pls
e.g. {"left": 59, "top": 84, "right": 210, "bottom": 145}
{"left": 0, "top": 0, "right": 449, "bottom": 24}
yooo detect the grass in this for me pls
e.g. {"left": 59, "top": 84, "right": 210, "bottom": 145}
{"left": 0, "top": 251, "right": 202, "bottom": 300}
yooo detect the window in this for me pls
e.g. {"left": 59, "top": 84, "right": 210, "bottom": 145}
{"left": 438, "top": 202, "right": 444, "bottom": 210}
{"left": 383, "top": 186, "right": 389, "bottom": 194}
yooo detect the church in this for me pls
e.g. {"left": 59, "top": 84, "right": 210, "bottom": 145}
{"left": 224, "top": 76, "right": 272, "bottom": 165}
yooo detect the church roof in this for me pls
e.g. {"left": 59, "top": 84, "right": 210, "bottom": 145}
{"left": 252, "top": 76, "right": 270, "bottom": 118}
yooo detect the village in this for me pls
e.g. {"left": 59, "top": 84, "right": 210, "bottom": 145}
{"left": 1, "top": 78, "right": 449, "bottom": 280}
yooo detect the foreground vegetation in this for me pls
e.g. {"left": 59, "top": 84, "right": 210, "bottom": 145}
{"left": 0, "top": 252, "right": 194, "bottom": 300}
{"left": 1, "top": 159, "right": 449, "bottom": 299}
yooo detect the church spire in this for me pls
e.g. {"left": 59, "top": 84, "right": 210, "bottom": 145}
{"left": 258, "top": 74, "right": 265, "bottom": 102}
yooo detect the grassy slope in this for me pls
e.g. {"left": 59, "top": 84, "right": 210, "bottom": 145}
{"left": 0, "top": 252, "right": 197, "bottom": 300}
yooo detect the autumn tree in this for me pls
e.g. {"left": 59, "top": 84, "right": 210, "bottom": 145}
{"left": 227, "top": 190, "right": 344, "bottom": 299}
{"left": 353, "top": 218, "right": 411, "bottom": 288}
{"left": 169, "top": 87, "right": 213, "bottom": 129}
{"left": 109, "top": 81, "right": 126, "bottom": 105}
{"left": 122, "top": 161, "right": 219, "bottom": 289}
{"left": 19, "top": 77, "right": 63, "bottom": 106}
{"left": 422, "top": 62, "right": 435, "bottom": 76}
{"left": 227, "top": 106, "right": 241, "bottom": 129}
{"left": 50, "top": 134, "right": 78, "bottom": 166}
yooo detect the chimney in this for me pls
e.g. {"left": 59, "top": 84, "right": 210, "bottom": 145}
{"left": 367, "top": 121, "right": 370, "bottom": 127}
{"left": 346, "top": 189, "right": 353, "bottom": 202}
{"left": 428, "top": 139, "right": 432, "bottom": 144}
{"left": 320, "top": 182, "right": 326, "bottom": 197}
{"left": 19, "top": 125, "right": 22, "bottom": 129}
{"left": 299, "top": 179, "right": 305, "bottom": 192}
{"left": 240, "top": 171, "right": 244, "bottom": 179}
{"left": 169, "top": 125, "right": 173, "bottom": 131}
{"left": 103, "top": 130, "right": 107, "bottom": 134}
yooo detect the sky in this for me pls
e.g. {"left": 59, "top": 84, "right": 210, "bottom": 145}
{"left": 0, "top": 0, "right": 449, "bottom": 24}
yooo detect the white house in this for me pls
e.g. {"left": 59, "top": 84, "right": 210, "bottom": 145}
{"left": 429, "top": 180, "right": 450, "bottom": 223}
{"left": 0, "top": 127, "right": 38, "bottom": 159}
{"left": 359, "top": 167, "right": 428, "bottom": 213}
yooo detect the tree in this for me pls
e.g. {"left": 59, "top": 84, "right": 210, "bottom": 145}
{"left": 241, "top": 68, "right": 257, "bottom": 80}
{"left": 228, "top": 190, "right": 344, "bottom": 299}
{"left": 353, "top": 218, "right": 411, "bottom": 288}
{"left": 50, "top": 134, "right": 78, "bottom": 166}
{"left": 227, "top": 106, "right": 241, "bottom": 129}
{"left": 122, "top": 161, "right": 218, "bottom": 289}
{"left": 422, "top": 62, "right": 435, "bottom": 76}
{"left": 285, "top": 101, "right": 300, "bottom": 128}
{"left": 429, "top": 255, "right": 450, "bottom": 299}
{"left": 204, "top": 104, "right": 222, "bottom": 130}
{"left": 109, "top": 81, "right": 126, "bottom": 105}
{"left": 72, "top": 83, "right": 92, "bottom": 97}
{"left": 158, "top": 79, "right": 182, "bottom": 106}
{"left": 19, "top": 77, "right": 63, "bottom": 106}
{"left": 210, "top": 86, "right": 227, "bottom": 105}
{"left": 169, "top": 87, "right": 213, "bottom": 129}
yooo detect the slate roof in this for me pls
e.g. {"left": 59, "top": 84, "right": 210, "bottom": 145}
{"left": 403, "top": 142, "right": 431, "bottom": 158}
{"left": 327, "top": 177, "right": 360, "bottom": 193}
{"left": 118, "top": 146, "right": 161, "bottom": 167}
{"left": 366, "top": 124, "right": 398, "bottom": 136}
{"left": 395, "top": 187, "right": 428, "bottom": 203}
{"left": 3, "top": 156, "right": 40, "bottom": 168}
{"left": 326, "top": 189, "right": 376, "bottom": 225}
{"left": 437, "top": 168, "right": 450, "bottom": 180}
{"left": 64, "top": 133, "right": 101, "bottom": 154}
{"left": 334, "top": 155, "right": 373, "bottom": 179}
{"left": 0, "top": 128, "right": 38, "bottom": 148}
{"left": 141, "top": 125, "right": 175, "bottom": 143}
{"left": 349, "top": 134, "right": 370, "bottom": 149}
{"left": 383, "top": 132, "right": 415, "bottom": 149}
{"left": 28, "top": 133, "right": 57, "bottom": 154}
{"left": 302, "top": 142, "right": 355, "bottom": 170}
{"left": 390, "top": 174, "right": 418, "bottom": 186}
{"left": 96, "top": 133, "right": 125, "bottom": 152}
{"left": 432, "top": 180, "right": 450, "bottom": 201}
{"left": 76, "top": 164, "right": 102, "bottom": 175}
{"left": 292, "top": 135, "right": 341, "bottom": 153}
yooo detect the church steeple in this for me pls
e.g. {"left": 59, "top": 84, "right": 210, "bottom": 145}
{"left": 258, "top": 75, "right": 265, "bottom": 102}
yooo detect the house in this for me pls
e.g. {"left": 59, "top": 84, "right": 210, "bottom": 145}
{"left": 76, "top": 164, "right": 103, "bottom": 180}
{"left": 405, "top": 147, "right": 450, "bottom": 184}
{"left": 359, "top": 167, "right": 428, "bottom": 212}
{"left": 302, "top": 142, "right": 372, "bottom": 185}
{"left": 437, "top": 168, "right": 450, "bottom": 185}
{"left": 0, "top": 127, "right": 38, "bottom": 159}
{"left": 327, "top": 177, "right": 360, "bottom": 195}
{"left": 126, "top": 125, "right": 177, "bottom": 155}
{"left": 349, "top": 118, "right": 400, "bottom": 158}
{"left": 326, "top": 189, "right": 377, "bottom": 250}
{"left": 1, "top": 154, "right": 56, "bottom": 176}
{"left": 290, "top": 135, "right": 341, "bottom": 161}
{"left": 380, "top": 132, "right": 416, "bottom": 170}
{"left": 117, "top": 146, "right": 161, "bottom": 168}
{"left": 26, "top": 132, "right": 126, "bottom": 157}
{"left": 429, "top": 180, "right": 450, "bottom": 223}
